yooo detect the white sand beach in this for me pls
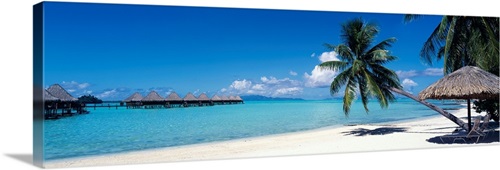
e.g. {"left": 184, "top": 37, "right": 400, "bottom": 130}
{"left": 44, "top": 108, "right": 499, "bottom": 168}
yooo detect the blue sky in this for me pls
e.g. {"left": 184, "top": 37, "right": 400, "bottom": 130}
{"left": 43, "top": 2, "right": 446, "bottom": 100}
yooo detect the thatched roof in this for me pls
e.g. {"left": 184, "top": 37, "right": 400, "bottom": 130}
{"left": 142, "top": 91, "right": 164, "bottom": 101}
{"left": 165, "top": 92, "right": 183, "bottom": 101}
{"left": 419, "top": 66, "right": 500, "bottom": 100}
{"left": 183, "top": 93, "right": 198, "bottom": 101}
{"left": 211, "top": 95, "right": 222, "bottom": 101}
{"left": 198, "top": 93, "right": 210, "bottom": 101}
{"left": 123, "top": 92, "right": 143, "bottom": 102}
{"left": 235, "top": 96, "right": 243, "bottom": 101}
{"left": 220, "top": 95, "right": 229, "bottom": 101}
{"left": 228, "top": 96, "right": 236, "bottom": 100}
{"left": 46, "top": 84, "right": 78, "bottom": 102}
{"left": 44, "top": 90, "right": 60, "bottom": 101}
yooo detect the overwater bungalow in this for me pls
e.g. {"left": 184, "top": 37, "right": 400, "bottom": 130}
{"left": 197, "top": 93, "right": 211, "bottom": 106}
{"left": 220, "top": 95, "right": 229, "bottom": 105}
{"left": 44, "top": 89, "right": 61, "bottom": 119}
{"left": 165, "top": 92, "right": 183, "bottom": 108}
{"left": 228, "top": 96, "right": 243, "bottom": 104}
{"left": 123, "top": 92, "right": 143, "bottom": 109}
{"left": 141, "top": 91, "right": 164, "bottom": 109}
{"left": 122, "top": 91, "right": 244, "bottom": 109}
{"left": 228, "top": 96, "right": 236, "bottom": 104}
{"left": 211, "top": 95, "right": 223, "bottom": 105}
{"left": 46, "top": 84, "right": 85, "bottom": 117}
{"left": 183, "top": 92, "right": 198, "bottom": 107}
{"left": 235, "top": 96, "right": 244, "bottom": 104}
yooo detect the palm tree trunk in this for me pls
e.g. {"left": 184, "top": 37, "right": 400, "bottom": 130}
{"left": 387, "top": 87, "right": 469, "bottom": 131}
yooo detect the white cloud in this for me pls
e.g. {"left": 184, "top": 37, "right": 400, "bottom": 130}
{"left": 192, "top": 89, "right": 200, "bottom": 95}
{"left": 220, "top": 88, "right": 227, "bottom": 93}
{"left": 304, "top": 66, "right": 337, "bottom": 88}
{"left": 396, "top": 70, "right": 418, "bottom": 79}
{"left": 96, "top": 89, "right": 117, "bottom": 99}
{"left": 223, "top": 76, "right": 303, "bottom": 97}
{"left": 61, "top": 81, "right": 91, "bottom": 89}
{"left": 424, "top": 68, "right": 443, "bottom": 76}
{"left": 229, "top": 79, "right": 252, "bottom": 90}
{"left": 251, "top": 84, "right": 265, "bottom": 91}
{"left": 273, "top": 87, "right": 303, "bottom": 96}
{"left": 310, "top": 53, "right": 316, "bottom": 58}
{"left": 260, "top": 76, "right": 274, "bottom": 84}
{"left": 402, "top": 78, "right": 418, "bottom": 87}
{"left": 78, "top": 83, "right": 90, "bottom": 89}
{"left": 289, "top": 70, "right": 298, "bottom": 76}
{"left": 304, "top": 51, "right": 340, "bottom": 88}
{"left": 59, "top": 81, "right": 94, "bottom": 97}
{"left": 401, "top": 78, "right": 418, "bottom": 93}
{"left": 318, "top": 51, "right": 339, "bottom": 63}
{"left": 94, "top": 88, "right": 133, "bottom": 100}
{"left": 261, "top": 76, "right": 301, "bottom": 86}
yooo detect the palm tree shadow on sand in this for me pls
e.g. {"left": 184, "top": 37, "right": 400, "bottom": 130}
{"left": 342, "top": 127, "right": 408, "bottom": 136}
{"left": 426, "top": 130, "right": 500, "bottom": 144}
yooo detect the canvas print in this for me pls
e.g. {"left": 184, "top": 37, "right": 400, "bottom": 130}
{"left": 33, "top": 1, "right": 499, "bottom": 168}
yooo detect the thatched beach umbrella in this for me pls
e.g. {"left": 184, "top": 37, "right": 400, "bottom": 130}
{"left": 46, "top": 84, "right": 78, "bottom": 102}
{"left": 123, "top": 92, "right": 143, "bottom": 102}
{"left": 419, "top": 66, "right": 500, "bottom": 131}
{"left": 142, "top": 91, "right": 164, "bottom": 102}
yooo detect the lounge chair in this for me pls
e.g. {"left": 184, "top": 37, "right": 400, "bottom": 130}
{"left": 439, "top": 116, "right": 484, "bottom": 144}
{"left": 478, "top": 114, "right": 492, "bottom": 138}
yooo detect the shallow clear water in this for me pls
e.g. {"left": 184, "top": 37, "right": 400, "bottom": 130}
{"left": 43, "top": 99, "right": 463, "bottom": 160}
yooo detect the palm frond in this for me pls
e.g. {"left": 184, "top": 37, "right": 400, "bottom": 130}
{"left": 342, "top": 76, "right": 357, "bottom": 116}
{"left": 329, "top": 67, "right": 352, "bottom": 95}
{"left": 325, "top": 44, "right": 354, "bottom": 62}
{"left": 369, "top": 64, "right": 402, "bottom": 89}
{"left": 403, "top": 14, "right": 423, "bottom": 23}
{"left": 357, "top": 75, "right": 370, "bottom": 113}
{"left": 318, "top": 61, "right": 349, "bottom": 72}
{"left": 362, "top": 69, "right": 388, "bottom": 108}
{"left": 443, "top": 17, "right": 458, "bottom": 65}
{"left": 420, "top": 22, "right": 446, "bottom": 65}
{"left": 369, "top": 50, "right": 398, "bottom": 64}
{"left": 366, "top": 37, "right": 397, "bottom": 55}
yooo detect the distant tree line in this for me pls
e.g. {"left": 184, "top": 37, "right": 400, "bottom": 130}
{"left": 78, "top": 94, "right": 103, "bottom": 104}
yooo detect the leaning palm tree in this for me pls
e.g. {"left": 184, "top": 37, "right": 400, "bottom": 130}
{"left": 320, "top": 18, "right": 469, "bottom": 130}
{"left": 319, "top": 18, "right": 401, "bottom": 115}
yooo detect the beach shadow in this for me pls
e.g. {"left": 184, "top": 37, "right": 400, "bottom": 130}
{"left": 4, "top": 153, "right": 33, "bottom": 166}
{"left": 428, "top": 126, "right": 458, "bottom": 131}
{"left": 342, "top": 127, "right": 408, "bottom": 136}
{"left": 427, "top": 130, "right": 500, "bottom": 144}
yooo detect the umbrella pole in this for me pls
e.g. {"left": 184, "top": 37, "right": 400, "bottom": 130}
{"left": 467, "top": 99, "right": 472, "bottom": 132}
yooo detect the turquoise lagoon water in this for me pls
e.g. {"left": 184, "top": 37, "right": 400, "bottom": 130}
{"left": 43, "top": 99, "right": 463, "bottom": 160}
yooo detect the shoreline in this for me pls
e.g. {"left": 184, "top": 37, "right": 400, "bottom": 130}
{"left": 44, "top": 107, "right": 497, "bottom": 168}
